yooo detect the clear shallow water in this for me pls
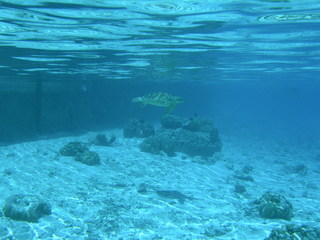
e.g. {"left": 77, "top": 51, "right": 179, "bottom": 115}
{"left": 1, "top": 2, "right": 320, "bottom": 240}
{"left": 1, "top": 0, "right": 320, "bottom": 84}
{"left": 1, "top": 0, "right": 319, "bottom": 142}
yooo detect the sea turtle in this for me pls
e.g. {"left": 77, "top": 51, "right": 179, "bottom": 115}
{"left": 132, "top": 92, "right": 183, "bottom": 115}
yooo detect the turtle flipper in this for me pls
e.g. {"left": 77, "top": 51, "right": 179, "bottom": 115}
{"left": 164, "top": 104, "right": 176, "bottom": 115}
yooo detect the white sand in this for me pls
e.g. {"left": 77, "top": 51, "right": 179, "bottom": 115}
{"left": 0, "top": 128, "right": 319, "bottom": 239}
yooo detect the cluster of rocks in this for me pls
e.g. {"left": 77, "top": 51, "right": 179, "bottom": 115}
{"left": 59, "top": 141, "right": 100, "bottom": 166}
{"left": 123, "top": 115, "right": 222, "bottom": 158}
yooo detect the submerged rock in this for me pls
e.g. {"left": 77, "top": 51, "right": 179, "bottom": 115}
{"left": 234, "top": 183, "right": 246, "bottom": 194}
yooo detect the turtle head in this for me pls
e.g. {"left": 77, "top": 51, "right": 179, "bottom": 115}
{"left": 132, "top": 97, "right": 142, "bottom": 103}
{"left": 176, "top": 97, "right": 183, "bottom": 104}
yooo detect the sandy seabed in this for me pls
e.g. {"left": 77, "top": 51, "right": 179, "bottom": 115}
{"left": 0, "top": 128, "right": 319, "bottom": 240}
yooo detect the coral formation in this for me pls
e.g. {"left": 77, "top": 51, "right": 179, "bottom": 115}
{"left": 60, "top": 142, "right": 100, "bottom": 166}
{"left": 59, "top": 142, "right": 89, "bottom": 156}
{"left": 160, "top": 114, "right": 187, "bottom": 129}
{"left": 161, "top": 115, "right": 216, "bottom": 133}
{"left": 209, "top": 128, "right": 222, "bottom": 152}
{"left": 75, "top": 150, "right": 100, "bottom": 166}
{"left": 92, "top": 133, "right": 116, "bottom": 146}
{"left": 254, "top": 192, "right": 294, "bottom": 220}
{"left": 140, "top": 128, "right": 219, "bottom": 157}
{"left": 123, "top": 119, "right": 155, "bottom": 138}
{"left": 182, "top": 117, "right": 215, "bottom": 132}
{"left": 140, "top": 115, "right": 222, "bottom": 157}
{"left": 3, "top": 194, "right": 51, "bottom": 222}
{"left": 265, "top": 224, "right": 320, "bottom": 240}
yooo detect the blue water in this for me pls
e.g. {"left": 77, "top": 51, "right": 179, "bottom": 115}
{"left": 1, "top": 1, "right": 320, "bottom": 239}
{"left": 1, "top": 0, "right": 320, "bottom": 142}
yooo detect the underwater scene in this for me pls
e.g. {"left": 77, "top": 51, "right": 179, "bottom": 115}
{"left": 1, "top": 0, "right": 320, "bottom": 239}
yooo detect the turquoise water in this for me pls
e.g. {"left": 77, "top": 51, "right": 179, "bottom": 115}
{"left": 1, "top": 1, "right": 320, "bottom": 239}
{"left": 1, "top": 0, "right": 320, "bottom": 82}
{"left": 1, "top": 0, "right": 320, "bottom": 140}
